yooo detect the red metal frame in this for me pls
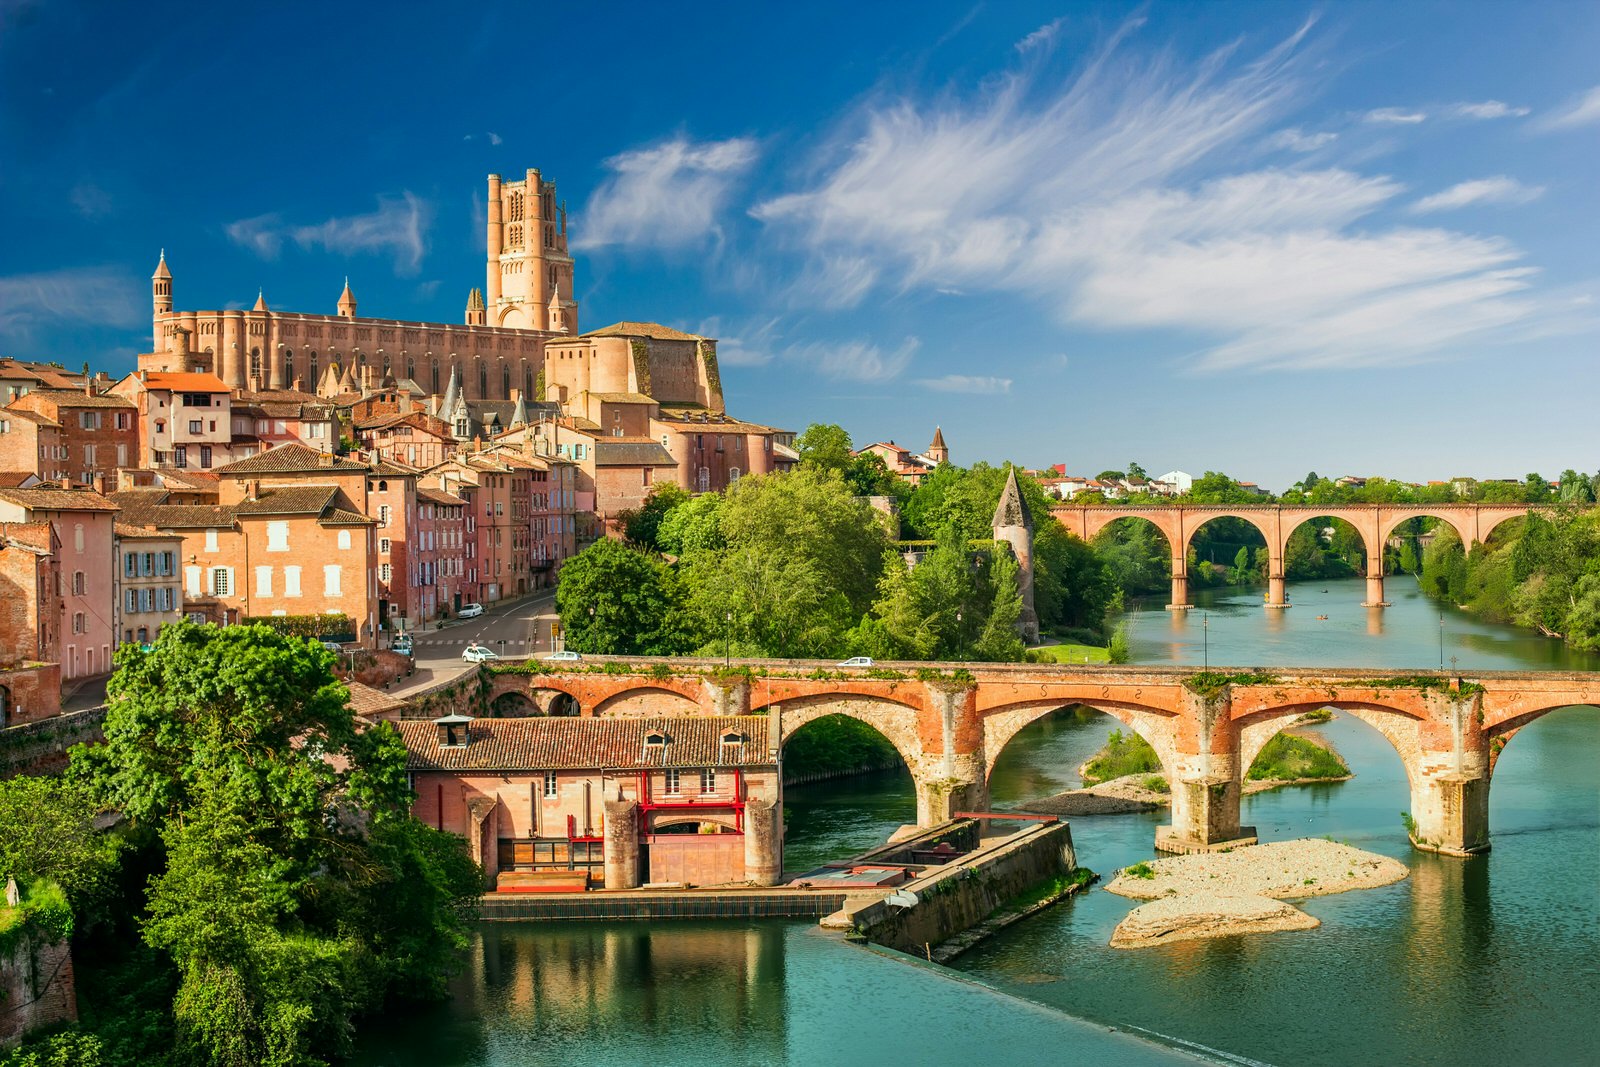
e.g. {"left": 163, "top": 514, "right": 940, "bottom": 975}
{"left": 637, "top": 769, "right": 747, "bottom": 832}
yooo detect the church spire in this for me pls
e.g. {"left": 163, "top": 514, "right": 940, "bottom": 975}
{"left": 927, "top": 425, "right": 948, "bottom": 465}
{"left": 337, "top": 277, "right": 357, "bottom": 317}
{"left": 252, "top": 289, "right": 268, "bottom": 312}
{"left": 511, "top": 389, "right": 529, "bottom": 428}
{"left": 152, "top": 250, "right": 172, "bottom": 316}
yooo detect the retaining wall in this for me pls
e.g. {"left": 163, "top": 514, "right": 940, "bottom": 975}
{"left": 0, "top": 933, "right": 77, "bottom": 1048}
{"left": 847, "top": 822, "right": 1077, "bottom": 956}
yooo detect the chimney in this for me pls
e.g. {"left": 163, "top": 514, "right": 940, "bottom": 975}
{"left": 246, "top": 479, "right": 260, "bottom": 502}
{"left": 292, "top": 377, "right": 304, "bottom": 393}
{"left": 59, "top": 476, "right": 70, "bottom": 490}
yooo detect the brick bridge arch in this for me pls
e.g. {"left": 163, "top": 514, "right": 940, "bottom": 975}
{"left": 1053, "top": 504, "right": 1548, "bottom": 609}
{"left": 978, "top": 698, "right": 1182, "bottom": 783}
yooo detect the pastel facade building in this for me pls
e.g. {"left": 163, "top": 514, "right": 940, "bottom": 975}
{"left": 110, "top": 371, "right": 234, "bottom": 472}
{"left": 401, "top": 715, "right": 782, "bottom": 891}
{"left": 0, "top": 487, "right": 120, "bottom": 680}
{"left": 113, "top": 525, "right": 183, "bottom": 647}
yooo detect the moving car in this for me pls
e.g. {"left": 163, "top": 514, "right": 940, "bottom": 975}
{"left": 457, "top": 603, "right": 485, "bottom": 619}
{"left": 462, "top": 644, "right": 499, "bottom": 663}
{"left": 544, "top": 650, "right": 583, "bottom": 662}
{"left": 837, "top": 656, "right": 875, "bottom": 668}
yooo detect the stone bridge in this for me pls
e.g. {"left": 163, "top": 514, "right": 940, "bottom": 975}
{"left": 1052, "top": 504, "right": 1544, "bottom": 609}
{"left": 463, "top": 659, "right": 1599, "bottom": 857}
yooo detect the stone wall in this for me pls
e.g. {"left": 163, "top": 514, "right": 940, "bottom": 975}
{"left": 0, "top": 706, "right": 105, "bottom": 778}
{"left": 0, "top": 933, "right": 77, "bottom": 1048}
{"left": 848, "top": 822, "right": 1077, "bottom": 957}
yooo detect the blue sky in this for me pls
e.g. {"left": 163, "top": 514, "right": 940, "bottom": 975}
{"left": 2, "top": 1, "right": 1596, "bottom": 489}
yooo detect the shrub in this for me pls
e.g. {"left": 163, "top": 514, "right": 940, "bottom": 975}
{"left": 1081, "top": 729, "right": 1162, "bottom": 785}
{"left": 1246, "top": 733, "right": 1349, "bottom": 781}
{"left": 1125, "top": 862, "right": 1156, "bottom": 880}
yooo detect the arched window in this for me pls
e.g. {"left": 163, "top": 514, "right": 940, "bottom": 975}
{"left": 696, "top": 467, "right": 711, "bottom": 493}
{"left": 407, "top": 356, "right": 415, "bottom": 381}
{"left": 478, "top": 363, "right": 488, "bottom": 398}
{"left": 508, "top": 224, "right": 522, "bottom": 248}
{"left": 548, "top": 266, "right": 558, "bottom": 290}
{"left": 249, "top": 348, "right": 261, "bottom": 381}
{"left": 729, "top": 467, "right": 741, "bottom": 484}
{"left": 309, "top": 350, "right": 319, "bottom": 382}
{"left": 501, "top": 364, "right": 511, "bottom": 397}
{"left": 525, "top": 368, "right": 534, "bottom": 398}
{"left": 431, "top": 360, "right": 440, "bottom": 394}
{"left": 509, "top": 191, "right": 524, "bottom": 223}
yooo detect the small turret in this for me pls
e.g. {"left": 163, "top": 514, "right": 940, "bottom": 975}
{"left": 252, "top": 289, "right": 268, "bottom": 312}
{"left": 547, "top": 282, "right": 567, "bottom": 333}
{"left": 991, "top": 465, "right": 1039, "bottom": 643}
{"left": 337, "top": 278, "right": 357, "bottom": 318}
{"left": 152, "top": 250, "right": 172, "bottom": 314}
{"left": 465, "top": 287, "right": 487, "bottom": 326}
{"left": 927, "top": 426, "right": 948, "bottom": 465}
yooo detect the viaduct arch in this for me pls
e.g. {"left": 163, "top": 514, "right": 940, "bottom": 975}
{"left": 1053, "top": 504, "right": 1542, "bottom": 609}
{"left": 449, "top": 660, "right": 1599, "bottom": 858}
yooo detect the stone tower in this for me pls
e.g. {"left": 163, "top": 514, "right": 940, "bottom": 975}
{"left": 991, "top": 465, "right": 1038, "bottom": 643}
{"left": 485, "top": 169, "right": 578, "bottom": 333}
{"left": 927, "top": 426, "right": 948, "bottom": 465}
{"left": 337, "top": 278, "right": 357, "bottom": 318}
{"left": 151, "top": 251, "right": 172, "bottom": 352}
{"left": 464, "top": 287, "right": 487, "bottom": 326}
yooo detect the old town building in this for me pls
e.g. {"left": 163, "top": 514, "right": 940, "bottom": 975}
{"left": 7, "top": 387, "right": 137, "bottom": 489}
{"left": 110, "top": 370, "right": 234, "bottom": 473}
{"left": 0, "top": 408, "right": 66, "bottom": 484}
{"left": 414, "top": 486, "right": 469, "bottom": 619}
{"left": 0, "top": 522, "right": 61, "bottom": 726}
{"left": 401, "top": 715, "right": 781, "bottom": 891}
{"left": 113, "top": 525, "right": 183, "bottom": 647}
{"left": 0, "top": 487, "right": 119, "bottom": 680}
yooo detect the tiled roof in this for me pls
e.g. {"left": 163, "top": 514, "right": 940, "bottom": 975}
{"left": 136, "top": 372, "right": 230, "bottom": 392}
{"left": 586, "top": 391, "right": 656, "bottom": 405}
{"left": 416, "top": 487, "right": 465, "bottom": 506}
{"left": 594, "top": 439, "right": 678, "bottom": 467}
{"left": 319, "top": 507, "right": 375, "bottom": 527}
{"left": 346, "top": 681, "right": 406, "bottom": 718}
{"left": 131, "top": 504, "right": 238, "bottom": 529}
{"left": 159, "top": 470, "right": 221, "bottom": 491}
{"left": 399, "top": 715, "right": 774, "bottom": 772}
{"left": 0, "top": 487, "right": 119, "bottom": 512}
{"left": 0, "top": 408, "right": 60, "bottom": 427}
{"left": 370, "top": 458, "right": 420, "bottom": 476}
{"left": 234, "top": 485, "right": 339, "bottom": 516}
{"left": 581, "top": 322, "right": 705, "bottom": 342}
{"left": 20, "top": 389, "right": 134, "bottom": 409}
{"left": 114, "top": 523, "right": 178, "bottom": 540}
{"left": 213, "top": 443, "right": 367, "bottom": 474}
{"left": 0, "top": 472, "right": 39, "bottom": 488}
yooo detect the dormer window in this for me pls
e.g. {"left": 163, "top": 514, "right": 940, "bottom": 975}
{"left": 644, "top": 730, "right": 669, "bottom": 747}
{"left": 435, "top": 713, "right": 473, "bottom": 748}
{"left": 721, "top": 731, "right": 747, "bottom": 746}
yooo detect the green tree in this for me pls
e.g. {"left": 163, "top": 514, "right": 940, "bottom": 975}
{"left": 1126, "top": 461, "right": 1147, "bottom": 481}
{"left": 555, "top": 538, "right": 693, "bottom": 654}
{"left": 794, "top": 423, "right": 855, "bottom": 473}
{"left": 1558, "top": 469, "right": 1596, "bottom": 503}
{"left": 656, "top": 492, "right": 725, "bottom": 556}
{"left": 0, "top": 776, "right": 116, "bottom": 911}
{"left": 973, "top": 551, "right": 1025, "bottom": 662}
{"left": 1097, "top": 469, "right": 1126, "bottom": 483}
{"left": 620, "top": 484, "right": 690, "bottom": 551}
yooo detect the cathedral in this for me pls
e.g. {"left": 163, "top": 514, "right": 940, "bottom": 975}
{"left": 142, "top": 168, "right": 589, "bottom": 403}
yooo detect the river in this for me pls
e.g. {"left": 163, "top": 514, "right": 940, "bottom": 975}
{"left": 354, "top": 578, "right": 1599, "bottom": 1066}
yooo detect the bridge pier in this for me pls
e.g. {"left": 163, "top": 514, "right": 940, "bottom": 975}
{"left": 1409, "top": 770, "right": 1490, "bottom": 856}
{"left": 913, "top": 756, "right": 989, "bottom": 827}
{"left": 1156, "top": 756, "right": 1257, "bottom": 854}
{"left": 743, "top": 796, "right": 783, "bottom": 886}
{"left": 604, "top": 800, "right": 642, "bottom": 889}
{"left": 1362, "top": 566, "right": 1390, "bottom": 608}
{"left": 1266, "top": 573, "right": 1289, "bottom": 608}
{"left": 1167, "top": 556, "right": 1189, "bottom": 611}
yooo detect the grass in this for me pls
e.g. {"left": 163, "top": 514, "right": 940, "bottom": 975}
{"left": 1080, "top": 729, "right": 1163, "bottom": 785}
{"left": 1246, "top": 733, "right": 1350, "bottom": 781}
{"left": 1124, "top": 862, "right": 1156, "bottom": 880}
{"left": 1139, "top": 775, "right": 1170, "bottom": 794}
{"left": 1026, "top": 642, "right": 1110, "bottom": 664}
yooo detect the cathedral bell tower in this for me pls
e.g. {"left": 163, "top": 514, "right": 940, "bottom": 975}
{"left": 485, "top": 169, "right": 578, "bottom": 333}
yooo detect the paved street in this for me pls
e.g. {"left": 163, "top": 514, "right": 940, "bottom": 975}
{"left": 391, "top": 591, "right": 558, "bottom": 697}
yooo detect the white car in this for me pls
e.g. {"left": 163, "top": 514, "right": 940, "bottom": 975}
{"left": 457, "top": 603, "right": 485, "bottom": 619}
{"left": 462, "top": 644, "right": 499, "bottom": 663}
{"left": 837, "top": 656, "right": 874, "bottom": 668}
{"left": 544, "top": 650, "right": 583, "bottom": 662}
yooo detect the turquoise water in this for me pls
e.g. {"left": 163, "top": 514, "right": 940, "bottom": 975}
{"left": 355, "top": 578, "right": 1599, "bottom": 1066}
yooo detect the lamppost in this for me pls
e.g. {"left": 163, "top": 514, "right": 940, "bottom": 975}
{"left": 1439, "top": 613, "right": 1445, "bottom": 672}
{"left": 955, "top": 610, "right": 962, "bottom": 658}
{"left": 1203, "top": 611, "right": 1210, "bottom": 672}
{"left": 724, "top": 611, "right": 733, "bottom": 667}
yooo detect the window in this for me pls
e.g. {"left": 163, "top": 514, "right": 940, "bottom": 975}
{"left": 323, "top": 564, "right": 341, "bottom": 596}
{"left": 115, "top": 411, "right": 129, "bottom": 430}
{"left": 159, "top": 552, "right": 174, "bottom": 575}
{"left": 664, "top": 768, "right": 681, "bottom": 795}
{"left": 283, "top": 566, "right": 302, "bottom": 597}
{"left": 188, "top": 420, "right": 202, "bottom": 434}
{"left": 124, "top": 589, "right": 138, "bottom": 613}
{"left": 379, "top": 538, "right": 391, "bottom": 553}
{"left": 255, "top": 566, "right": 273, "bottom": 597}
{"left": 80, "top": 411, "right": 99, "bottom": 430}
{"left": 700, "top": 768, "right": 717, "bottom": 794}
{"left": 337, "top": 530, "right": 352, "bottom": 550}
{"left": 543, "top": 772, "right": 558, "bottom": 799}
{"left": 205, "top": 529, "right": 219, "bottom": 553}
{"left": 200, "top": 445, "right": 212, "bottom": 468}
{"left": 729, "top": 467, "right": 741, "bottom": 484}
{"left": 73, "top": 524, "right": 84, "bottom": 552}
{"left": 124, "top": 554, "right": 138, "bottom": 578}
{"left": 173, "top": 446, "right": 187, "bottom": 467}
{"left": 181, "top": 393, "right": 213, "bottom": 407}
{"left": 141, "top": 552, "right": 154, "bottom": 576}
{"left": 136, "top": 627, "right": 148, "bottom": 644}
{"left": 72, "top": 571, "right": 85, "bottom": 595}
{"left": 212, "top": 568, "right": 230, "bottom": 596}
{"left": 72, "top": 612, "right": 86, "bottom": 634}
{"left": 266, "top": 521, "right": 289, "bottom": 552}
{"left": 696, "top": 467, "right": 711, "bottom": 493}
{"left": 378, "top": 505, "right": 390, "bottom": 527}
{"left": 379, "top": 563, "right": 391, "bottom": 583}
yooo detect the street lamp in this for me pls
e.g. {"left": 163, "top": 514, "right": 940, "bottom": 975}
{"left": 1203, "top": 611, "right": 1209, "bottom": 672}
{"left": 724, "top": 611, "right": 733, "bottom": 667}
{"left": 1439, "top": 613, "right": 1445, "bottom": 672}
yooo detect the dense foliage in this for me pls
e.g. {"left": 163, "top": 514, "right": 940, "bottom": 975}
{"left": 15, "top": 623, "right": 484, "bottom": 1067}
{"left": 783, "top": 715, "right": 903, "bottom": 780}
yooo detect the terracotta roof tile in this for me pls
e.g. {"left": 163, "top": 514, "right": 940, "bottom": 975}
{"left": 580, "top": 322, "right": 705, "bottom": 342}
{"left": 0, "top": 408, "right": 60, "bottom": 427}
{"left": 114, "top": 523, "right": 178, "bottom": 541}
{"left": 346, "top": 681, "right": 406, "bottom": 718}
{"left": 416, "top": 487, "right": 465, "bottom": 506}
{"left": 0, "top": 472, "right": 39, "bottom": 488}
{"left": 19, "top": 389, "right": 134, "bottom": 409}
{"left": 134, "top": 372, "right": 230, "bottom": 392}
{"left": 594, "top": 440, "right": 678, "bottom": 467}
{"left": 234, "top": 485, "right": 339, "bottom": 516}
{"left": 0, "top": 487, "right": 119, "bottom": 512}
{"left": 399, "top": 715, "right": 773, "bottom": 772}
{"left": 319, "top": 507, "right": 375, "bottom": 527}
{"left": 213, "top": 443, "right": 367, "bottom": 474}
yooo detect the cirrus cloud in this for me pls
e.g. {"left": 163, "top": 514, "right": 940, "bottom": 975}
{"left": 1410, "top": 176, "right": 1544, "bottom": 214}
{"left": 573, "top": 136, "right": 759, "bottom": 251}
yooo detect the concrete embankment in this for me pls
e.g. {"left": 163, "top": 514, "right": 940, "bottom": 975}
{"left": 478, "top": 887, "right": 856, "bottom": 921}
{"left": 837, "top": 820, "right": 1081, "bottom": 961}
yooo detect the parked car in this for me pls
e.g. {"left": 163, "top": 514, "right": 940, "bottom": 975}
{"left": 544, "top": 650, "right": 583, "bottom": 662}
{"left": 457, "top": 603, "right": 485, "bottom": 619}
{"left": 391, "top": 635, "right": 413, "bottom": 656}
{"left": 462, "top": 644, "right": 499, "bottom": 663}
{"left": 321, "top": 640, "right": 345, "bottom": 653}
{"left": 837, "top": 656, "right": 874, "bottom": 668}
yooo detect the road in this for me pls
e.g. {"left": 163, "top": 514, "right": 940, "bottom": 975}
{"left": 391, "top": 591, "right": 559, "bottom": 697}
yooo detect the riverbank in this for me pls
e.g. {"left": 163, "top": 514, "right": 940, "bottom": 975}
{"left": 1103, "top": 839, "right": 1409, "bottom": 949}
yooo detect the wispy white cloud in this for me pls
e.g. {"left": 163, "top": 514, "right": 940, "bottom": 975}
{"left": 1411, "top": 176, "right": 1544, "bottom": 214}
{"left": 488, "top": 132, "right": 503, "bottom": 146}
{"left": 70, "top": 182, "right": 113, "bottom": 219}
{"left": 1266, "top": 127, "right": 1336, "bottom": 152}
{"left": 0, "top": 266, "right": 144, "bottom": 340}
{"left": 1536, "top": 85, "right": 1600, "bottom": 131}
{"left": 226, "top": 194, "right": 431, "bottom": 274}
{"left": 785, "top": 337, "right": 917, "bottom": 382}
{"left": 1016, "top": 17, "right": 1067, "bottom": 54}
{"left": 695, "top": 315, "right": 780, "bottom": 367}
{"left": 1448, "top": 100, "right": 1529, "bottom": 120}
{"left": 746, "top": 21, "right": 1560, "bottom": 371}
{"left": 574, "top": 136, "right": 759, "bottom": 251}
{"left": 1364, "top": 106, "right": 1427, "bottom": 125}
{"left": 919, "top": 374, "right": 1011, "bottom": 394}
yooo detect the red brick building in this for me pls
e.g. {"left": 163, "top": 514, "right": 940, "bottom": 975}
{"left": 400, "top": 715, "right": 781, "bottom": 891}
{"left": 7, "top": 388, "right": 137, "bottom": 489}
{"left": 0, "top": 522, "right": 61, "bottom": 727}
{"left": 0, "top": 408, "right": 66, "bottom": 484}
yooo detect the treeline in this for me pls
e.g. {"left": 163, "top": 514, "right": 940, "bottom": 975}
{"left": 1421, "top": 507, "right": 1600, "bottom": 650}
{"left": 555, "top": 438, "right": 1120, "bottom": 663}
